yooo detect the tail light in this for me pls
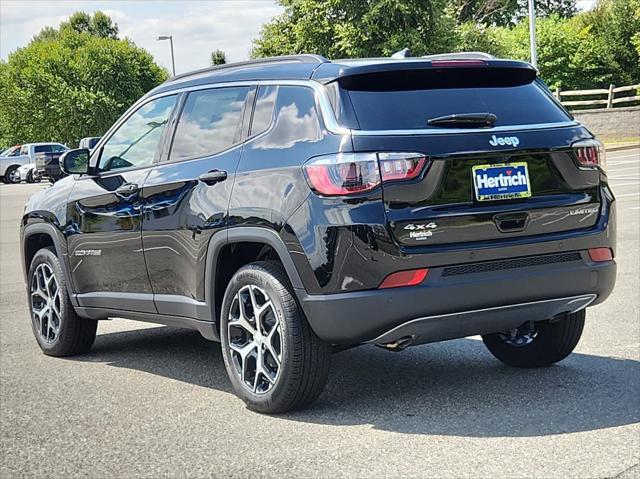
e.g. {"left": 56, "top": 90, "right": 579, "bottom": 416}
{"left": 303, "top": 152, "right": 427, "bottom": 196}
{"left": 572, "top": 139, "right": 607, "bottom": 172}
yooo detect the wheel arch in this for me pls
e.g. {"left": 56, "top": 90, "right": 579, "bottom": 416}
{"left": 22, "top": 222, "right": 77, "bottom": 306}
{"left": 205, "top": 227, "right": 305, "bottom": 332}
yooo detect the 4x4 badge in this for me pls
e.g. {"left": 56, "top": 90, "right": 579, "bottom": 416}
{"left": 404, "top": 222, "right": 437, "bottom": 230}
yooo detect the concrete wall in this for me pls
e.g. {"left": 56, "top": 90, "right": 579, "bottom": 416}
{"left": 571, "top": 106, "right": 640, "bottom": 139}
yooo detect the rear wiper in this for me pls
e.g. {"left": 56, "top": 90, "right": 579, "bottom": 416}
{"left": 427, "top": 112, "right": 497, "bottom": 128}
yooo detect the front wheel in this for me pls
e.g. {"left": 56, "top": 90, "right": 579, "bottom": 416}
{"left": 482, "top": 310, "right": 586, "bottom": 368}
{"left": 220, "top": 261, "right": 331, "bottom": 413}
{"left": 28, "top": 247, "right": 97, "bottom": 356}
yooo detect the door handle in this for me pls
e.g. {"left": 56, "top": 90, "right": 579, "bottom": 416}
{"left": 115, "top": 182, "right": 139, "bottom": 197}
{"left": 198, "top": 170, "right": 227, "bottom": 186}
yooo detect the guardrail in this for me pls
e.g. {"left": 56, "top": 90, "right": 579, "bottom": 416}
{"left": 555, "top": 84, "right": 640, "bottom": 110}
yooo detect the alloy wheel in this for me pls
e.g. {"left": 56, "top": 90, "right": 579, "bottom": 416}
{"left": 8, "top": 168, "right": 20, "bottom": 183}
{"left": 227, "top": 284, "right": 282, "bottom": 394}
{"left": 30, "top": 263, "right": 61, "bottom": 344}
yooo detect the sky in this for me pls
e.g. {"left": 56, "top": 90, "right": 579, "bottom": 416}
{"left": 1, "top": 0, "right": 597, "bottom": 75}
{"left": 0, "top": 1, "right": 284, "bottom": 74}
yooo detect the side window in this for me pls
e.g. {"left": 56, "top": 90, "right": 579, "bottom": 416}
{"left": 170, "top": 86, "right": 252, "bottom": 161}
{"left": 51, "top": 144, "right": 66, "bottom": 152}
{"left": 250, "top": 85, "right": 277, "bottom": 136}
{"left": 99, "top": 95, "right": 177, "bottom": 172}
{"left": 20, "top": 146, "right": 28, "bottom": 156}
{"left": 34, "top": 145, "right": 51, "bottom": 154}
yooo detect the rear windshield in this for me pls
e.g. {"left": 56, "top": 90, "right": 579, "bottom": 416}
{"left": 331, "top": 68, "right": 571, "bottom": 130}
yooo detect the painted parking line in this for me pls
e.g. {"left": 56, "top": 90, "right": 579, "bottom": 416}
{"left": 614, "top": 192, "right": 640, "bottom": 198}
{"left": 607, "top": 152, "right": 640, "bottom": 159}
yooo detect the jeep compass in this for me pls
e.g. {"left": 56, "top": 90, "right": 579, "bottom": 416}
{"left": 21, "top": 54, "right": 616, "bottom": 413}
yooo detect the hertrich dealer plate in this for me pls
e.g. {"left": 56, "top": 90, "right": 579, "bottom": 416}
{"left": 472, "top": 162, "right": 532, "bottom": 201}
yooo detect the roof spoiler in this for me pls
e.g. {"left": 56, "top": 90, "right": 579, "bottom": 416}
{"left": 318, "top": 58, "right": 537, "bottom": 85}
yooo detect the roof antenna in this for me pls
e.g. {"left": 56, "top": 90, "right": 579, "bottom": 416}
{"left": 391, "top": 48, "right": 411, "bottom": 59}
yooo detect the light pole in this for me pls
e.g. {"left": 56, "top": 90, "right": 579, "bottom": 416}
{"left": 157, "top": 35, "right": 176, "bottom": 76}
{"left": 528, "top": 0, "right": 538, "bottom": 68}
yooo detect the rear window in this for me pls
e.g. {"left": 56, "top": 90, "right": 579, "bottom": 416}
{"left": 331, "top": 68, "right": 571, "bottom": 130}
{"left": 34, "top": 145, "right": 52, "bottom": 154}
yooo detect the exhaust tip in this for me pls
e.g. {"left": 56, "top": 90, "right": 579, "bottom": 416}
{"left": 376, "top": 335, "right": 415, "bottom": 352}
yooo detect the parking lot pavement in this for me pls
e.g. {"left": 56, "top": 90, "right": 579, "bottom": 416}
{"left": 1, "top": 149, "right": 638, "bottom": 478}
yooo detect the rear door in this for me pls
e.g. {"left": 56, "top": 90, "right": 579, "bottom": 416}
{"left": 330, "top": 64, "right": 601, "bottom": 247}
{"left": 141, "top": 85, "right": 254, "bottom": 316}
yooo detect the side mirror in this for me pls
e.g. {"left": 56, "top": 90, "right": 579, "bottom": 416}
{"left": 60, "top": 149, "right": 90, "bottom": 175}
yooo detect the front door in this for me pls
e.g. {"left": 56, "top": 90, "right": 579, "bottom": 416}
{"left": 141, "top": 86, "right": 254, "bottom": 317}
{"left": 66, "top": 94, "right": 178, "bottom": 312}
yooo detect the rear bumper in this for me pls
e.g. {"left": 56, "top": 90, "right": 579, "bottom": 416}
{"left": 299, "top": 251, "right": 616, "bottom": 344}
{"left": 36, "top": 162, "right": 60, "bottom": 178}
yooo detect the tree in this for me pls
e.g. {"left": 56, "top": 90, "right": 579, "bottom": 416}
{"left": 60, "top": 11, "right": 119, "bottom": 39}
{"left": 210, "top": 49, "right": 227, "bottom": 66}
{"left": 0, "top": 12, "right": 167, "bottom": 148}
{"left": 450, "top": 0, "right": 576, "bottom": 26}
{"left": 578, "top": 0, "right": 640, "bottom": 85}
{"left": 492, "top": 14, "right": 618, "bottom": 89}
{"left": 252, "top": 0, "right": 458, "bottom": 59}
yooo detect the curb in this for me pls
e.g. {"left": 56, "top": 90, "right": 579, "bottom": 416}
{"left": 605, "top": 143, "right": 640, "bottom": 152}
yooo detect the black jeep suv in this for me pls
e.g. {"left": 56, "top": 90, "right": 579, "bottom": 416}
{"left": 21, "top": 54, "right": 616, "bottom": 413}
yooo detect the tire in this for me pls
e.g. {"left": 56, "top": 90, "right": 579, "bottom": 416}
{"left": 482, "top": 310, "right": 586, "bottom": 368}
{"left": 5, "top": 165, "right": 20, "bottom": 184}
{"left": 27, "top": 247, "right": 97, "bottom": 357}
{"left": 26, "top": 170, "right": 40, "bottom": 183}
{"left": 220, "top": 261, "right": 331, "bottom": 413}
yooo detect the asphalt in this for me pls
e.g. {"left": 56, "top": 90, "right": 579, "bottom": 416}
{"left": 1, "top": 148, "right": 638, "bottom": 478}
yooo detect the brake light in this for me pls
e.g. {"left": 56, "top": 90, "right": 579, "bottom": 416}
{"left": 303, "top": 152, "right": 427, "bottom": 196}
{"left": 572, "top": 139, "right": 607, "bottom": 172}
{"left": 430, "top": 60, "right": 487, "bottom": 68}
{"left": 588, "top": 247, "right": 613, "bottom": 262}
{"left": 379, "top": 268, "right": 429, "bottom": 289}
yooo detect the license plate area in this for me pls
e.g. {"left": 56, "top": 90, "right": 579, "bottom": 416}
{"left": 472, "top": 162, "right": 531, "bottom": 201}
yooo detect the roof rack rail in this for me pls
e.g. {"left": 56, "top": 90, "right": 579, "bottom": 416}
{"left": 421, "top": 52, "right": 495, "bottom": 61}
{"left": 166, "top": 54, "right": 330, "bottom": 83}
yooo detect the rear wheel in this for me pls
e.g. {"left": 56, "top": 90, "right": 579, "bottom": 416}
{"left": 28, "top": 247, "right": 97, "bottom": 356}
{"left": 26, "top": 169, "right": 40, "bottom": 183}
{"left": 5, "top": 165, "right": 20, "bottom": 184}
{"left": 220, "top": 261, "right": 331, "bottom": 413}
{"left": 482, "top": 310, "right": 585, "bottom": 368}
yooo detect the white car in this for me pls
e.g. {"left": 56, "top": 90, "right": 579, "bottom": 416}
{"left": 0, "top": 146, "right": 24, "bottom": 183}
{"left": 1, "top": 143, "right": 67, "bottom": 184}
{"left": 17, "top": 163, "right": 41, "bottom": 183}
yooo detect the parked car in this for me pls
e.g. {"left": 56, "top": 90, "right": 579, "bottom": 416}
{"left": 17, "top": 163, "right": 41, "bottom": 183}
{"left": 20, "top": 54, "right": 616, "bottom": 413}
{"left": 78, "top": 137, "right": 101, "bottom": 150}
{"left": 32, "top": 143, "right": 69, "bottom": 182}
{"left": 0, "top": 145, "right": 26, "bottom": 183}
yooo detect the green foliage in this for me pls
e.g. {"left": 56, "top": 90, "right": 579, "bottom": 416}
{"left": 210, "top": 49, "right": 227, "bottom": 66}
{"left": 493, "top": 14, "right": 618, "bottom": 89}
{"left": 252, "top": 0, "right": 637, "bottom": 91}
{"left": 60, "top": 11, "right": 119, "bottom": 39}
{"left": 0, "top": 12, "right": 166, "bottom": 148}
{"left": 252, "top": 0, "right": 458, "bottom": 59}
{"left": 450, "top": 0, "right": 576, "bottom": 26}
{"left": 578, "top": 0, "right": 640, "bottom": 85}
